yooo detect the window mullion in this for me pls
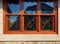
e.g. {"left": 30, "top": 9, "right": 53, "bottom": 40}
{"left": 20, "top": 15, "right": 24, "bottom": 32}
{"left": 20, "top": 1, "right": 24, "bottom": 14}
{"left": 54, "top": 0, "right": 58, "bottom": 33}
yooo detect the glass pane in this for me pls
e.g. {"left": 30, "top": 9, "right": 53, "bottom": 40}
{"left": 8, "top": 16, "right": 20, "bottom": 30}
{"left": 24, "top": 0, "right": 37, "bottom": 2}
{"left": 7, "top": 0, "right": 20, "bottom": 14}
{"left": 24, "top": 16, "right": 36, "bottom": 31}
{"left": 24, "top": 2, "right": 37, "bottom": 14}
{"left": 40, "top": 1, "right": 54, "bottom": 14}
{"left": 41, "top": 16, "right": 53, "bottom": 30}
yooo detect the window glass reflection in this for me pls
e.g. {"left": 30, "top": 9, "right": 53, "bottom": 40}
{"left": 8, "top": 16, "right": 20, "bottom": 30}
{"left": 41, "top": 16, "right": 53, "bottom": 30}
{"left": 24, "top": 2, "right": 37, "bottom": 14}
{"left": 40, "top": 1, "right": 54, "bottom": 14}
{"left": 24, "top": 16, "right": 36, "bottom": 30}
{"left": 7, "top": 0, "right": 20, "bottom": 14}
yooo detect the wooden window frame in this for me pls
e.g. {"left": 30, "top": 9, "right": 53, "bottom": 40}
{"left": 3, "top": 0, "right": 58, "bottom": 34}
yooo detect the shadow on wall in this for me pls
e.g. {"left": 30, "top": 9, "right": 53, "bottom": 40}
{"left": 58, "top": 0, "right": 60, "bottom": 7}
{"left": 0, "top": 0, "right": 2, "bottom": 9}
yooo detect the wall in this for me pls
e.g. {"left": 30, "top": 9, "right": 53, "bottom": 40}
{"left": 0, "top": 0, "right": 59, "bottom": 42}
{"left": 0, "top": 42, "right": 60, "bottom": 44}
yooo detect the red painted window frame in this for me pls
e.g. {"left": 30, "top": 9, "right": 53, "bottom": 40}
{"left": 3, "top": 0, "right": 58, "bottom": 34}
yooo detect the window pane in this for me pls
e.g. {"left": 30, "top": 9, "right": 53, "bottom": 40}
{"left": 8, "top": 16, "right": 20, "bottom": 30}
{"left": 24, "top": 0, "right": 37, "bottom": 2}
{"left": 24, "top": 2, "right": 37, "bottom": 14}
{"left": 41, "top": 16, "right": 53, "bottom": 30}
{"left": 40, "top": 1, "right": 54, "bottom": 14}
{"left": 7, "top": 0, "right": 20, "bottom": 14}
{"left": 24, "top": 16, "right": 36, "bottom": 31}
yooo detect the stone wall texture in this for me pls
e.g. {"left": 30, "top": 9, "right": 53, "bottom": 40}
{"left": 0, "top": 42, "right": 60, "bottom": 44}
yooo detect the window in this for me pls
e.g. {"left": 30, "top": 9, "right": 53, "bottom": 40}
{"left": 40, "top": 1, "right": 54, "bottom": 14}
{"left": 7, "top": 0, "right": 20, "bottom": 14}
{"left": 41, "top": 16, "right": 53, "bottom": 30}
{"left": 8, "top": 16, "right": 20, "bottom": 30}
{"left": 24, "top": 2, "right": 37, "bottom": 14}
{"left": 24, "top": 16, "right": 36, "bottom": 31}
{"left": 3, "top": 0, "right": 58, "bottom": 34}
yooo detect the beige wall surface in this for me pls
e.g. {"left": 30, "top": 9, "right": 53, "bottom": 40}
{"left": 0, "top": 0, "right": 59, "bottom": 41}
